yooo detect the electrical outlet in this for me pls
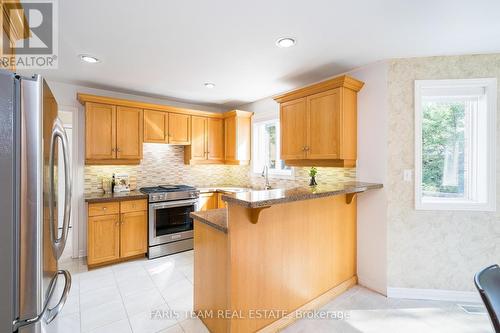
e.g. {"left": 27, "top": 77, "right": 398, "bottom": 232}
{"left": 403, "top": 169, "right": 413, "bottom": 182}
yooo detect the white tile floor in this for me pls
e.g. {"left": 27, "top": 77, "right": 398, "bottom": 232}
{"left": 50, "top": 251, "right": 493, "bottom": 333}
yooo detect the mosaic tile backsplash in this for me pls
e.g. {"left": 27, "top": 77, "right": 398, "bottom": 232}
{"left": 84, "top": 143, "right": 357, "bottom": 193}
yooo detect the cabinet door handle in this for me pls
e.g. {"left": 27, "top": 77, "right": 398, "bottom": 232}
{"left": 111, "top": 148, "right": 116, "bottom": 152}
{"left": 116, "top": 148, "right": 121, "bottom": 152}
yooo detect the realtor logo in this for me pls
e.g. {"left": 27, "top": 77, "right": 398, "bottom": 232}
{"left": 1, "top": 0, "right": 58, "bottom": 69}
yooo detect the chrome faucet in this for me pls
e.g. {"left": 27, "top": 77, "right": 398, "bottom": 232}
{"left": 261, "top": 166, "right": 271, "bottom": 190}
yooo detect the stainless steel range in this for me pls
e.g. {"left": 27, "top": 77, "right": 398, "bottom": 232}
{"left": 140, "top": 185, "right": 199, "bottom": 259}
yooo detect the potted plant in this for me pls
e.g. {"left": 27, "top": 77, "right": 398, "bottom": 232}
{"left": 309, "top": 167, "right": 318, "bottom": 186}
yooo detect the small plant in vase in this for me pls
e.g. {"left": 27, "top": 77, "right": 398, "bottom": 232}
{"left": 309, "top": 167, "right": 318, "bottom": 186}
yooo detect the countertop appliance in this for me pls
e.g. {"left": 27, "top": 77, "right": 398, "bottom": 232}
{"left": 0, "top": 70, "right": 72, "bottom": 333}
{"left": 140, "top": 185, "right": 199, "bottom": 259}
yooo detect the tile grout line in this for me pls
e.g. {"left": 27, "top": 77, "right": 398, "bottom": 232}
{"left": 112, "top": 264, "right": 141, "bottom": 333}
{"left": 142, "top": 256, "right": 189, "bottom": 333}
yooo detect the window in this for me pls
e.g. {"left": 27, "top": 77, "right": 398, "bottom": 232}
{"left": 253, "top": 119, "right": 293, "bottom": 177}
{"left": 415, "top": 78, "right": 496, "bottom": 211}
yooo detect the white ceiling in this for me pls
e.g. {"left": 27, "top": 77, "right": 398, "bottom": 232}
{"left": 32, "top": 0, "right": 500, "bottom": 108}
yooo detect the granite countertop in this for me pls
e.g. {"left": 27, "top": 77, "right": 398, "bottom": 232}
{"left": 221, "top": 181, "right": 383, "bottom": 208}
{"left": 84, "top": 190, "right": 148, "bottom": 203}
{"left": 190, "top": 208, "right": 228, "bottom": 233}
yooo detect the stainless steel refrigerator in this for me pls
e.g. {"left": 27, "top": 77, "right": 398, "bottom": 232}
{"left": 0, "top": 70, "right": 72, "bottom": 333}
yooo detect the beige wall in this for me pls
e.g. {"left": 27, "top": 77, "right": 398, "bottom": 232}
{"left": 348, "top": 61, "right": 389, "bottom": 295}
{"left": 387, "top": 54, "right": 500, "bottom": 291}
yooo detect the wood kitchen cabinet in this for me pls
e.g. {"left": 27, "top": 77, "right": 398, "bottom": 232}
{"left": 144, "top": 109, "right": 168, "bottom": 143}
{"left": 87, "top": 214, "right": 120, "bottom": 265}
{"left": 78, "top": 94, "right": 253, "bottom": 166}
{"left": 120, "top": 210, "right": 148, "bottom": 258}
{"left": 280, "top": 98, "right": 307, "bottom": 160}
{"left": 185, "top": 116, "right": 224, "bottom": 164}
{"left": 143, "top": 110, "right": 191, "bottom": 145}
{"left": 116, "top": 106, "right": 143, "bottom": 160}
{"left": 224, "top": 110, "right": 253, "bottom": 165}
{"left": 85, "top": 102, "right": 117, "bottom": 160}
{"left": 274, "top": 75, "right": 364, "bottom": 167}
{"left": 169, "top": 113, "right": 191, "bottom": 144}
{"left": 84, "top": 101, "right": 143, "bottom": 164}
{"left": 198, "top": 192, "right": 219, "bottom": 211}
{"left": 87, "top": 199, "right": 147, "bottom": 268}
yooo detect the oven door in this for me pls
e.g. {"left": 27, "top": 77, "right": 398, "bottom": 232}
{"left": 149, "top": 199, "right": 197, "bottom": 246}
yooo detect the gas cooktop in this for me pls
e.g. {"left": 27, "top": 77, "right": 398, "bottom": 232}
{"left": 139, "top": 185, "right": 199, "bottom": 202}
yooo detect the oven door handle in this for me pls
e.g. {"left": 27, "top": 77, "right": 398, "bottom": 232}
{"left": 151, "top": 199, "right": 198, "bottom": 210}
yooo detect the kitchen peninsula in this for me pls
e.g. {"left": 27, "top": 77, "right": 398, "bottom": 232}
{"left": 191, "top": 181, "right": 382, "bottom": 333}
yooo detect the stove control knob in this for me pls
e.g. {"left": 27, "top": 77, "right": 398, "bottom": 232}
{"left": 151, "top": 195, "right": 159, "bottom": 201}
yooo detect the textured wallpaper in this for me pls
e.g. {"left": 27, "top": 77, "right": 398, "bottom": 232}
{"left": 84, "top": 143, "right": 356, "bottom": 193}
{"left": 387, "top": 54, "right": 500, "bottom": 291}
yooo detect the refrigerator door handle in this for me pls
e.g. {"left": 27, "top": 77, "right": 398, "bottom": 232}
{"left": 44, "top": 270, "right": 72, "bottom": 324}
{"left": 12, "top": 270, "right": 71, "bottom": 331}
{"left": 49, "top": 118, "right": 72, "bottom": 259}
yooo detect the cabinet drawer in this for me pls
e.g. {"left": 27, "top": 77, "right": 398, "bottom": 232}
{"left": 88, "top": 202, "right": 120, "bottom": 217}
{"left": 120, "top": 199, "right": 147, "bottom": 213}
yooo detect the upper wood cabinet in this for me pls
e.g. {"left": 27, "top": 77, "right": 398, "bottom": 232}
{"left": 78, "top": 94, "right": 253, "bottom": 166}
{"left": 207, "top": 118, "right": 224, "bottom": 161}
{"left": 185, "top": 116, "right": 224, "bottom": 164}
{"left": 274, "top": 75, "right": 364, "bottom": 167}
{"left": 1, "top": 0, "right": 30, "bottom": 71}
{"left": 85, "top": 102, "right": 117, "bottom": 161}
{"left": 143, "top": 110, "right": 191, "bottom": 145}
{"left": 144, "top": 110, "right": 168, "bottom": 143}
{"left": 224, "top": 110, "right": 252, "bottom": 165}
{"left": 280, "top": 98, "right": 307, "bottom": 160}
{"left": 84, "top": 102, "right": 143, "bottom": 164}
{"left": 116, "top": 106, "right": 143, "bottom": 160}
{"left": 169, "top": 113, "right": 191, "bottom": 144}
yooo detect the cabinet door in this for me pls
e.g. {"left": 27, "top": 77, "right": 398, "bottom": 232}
{"left": 224, "top": 116, "right": 236, "bottom": 161}
{"left": 85, "top": 102, "right": 116, "bottom": 160}
{"left": 207, "top": 118, "right": 224, "bottom": 161}
{"left": 116, "top": 106, "right": 143, "bottom": 160}
{"left": 144, "top": 110, "right": 168, "bottom": 143}
{"left": 88, "top": 214, "right": 120, "bottom": 265}
{"left": 217, "top": 193, "right": 227, "bottom": 209}
{"left": 190, "top": 116, "right": 207, "bottom": 160}
{"left": 169, "top": 113, "right": 191, "bottom": 145}
{"left": 280, "top": 98, "right": 307, "bottom": 160}
{"left": 307, "top": 89, "right": 341, "bottom": 159}
{"left": 120, "top": 210, "right": 147, "bottom": 258}
{"left": 198, "top": 193, "right": 218, "bottom": 211}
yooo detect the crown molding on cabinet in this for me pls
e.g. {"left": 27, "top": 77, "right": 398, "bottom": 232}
{"left": 273, "top": 75, "right": 364, "bottom": 104}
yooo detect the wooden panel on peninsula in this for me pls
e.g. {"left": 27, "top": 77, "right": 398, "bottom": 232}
{"left": 191, "top": 182, "right": 382, "bottom": 332}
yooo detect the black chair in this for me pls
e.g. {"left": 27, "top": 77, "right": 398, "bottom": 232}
{"left": 474, "top": 264, "right": 500, "bottom": 333}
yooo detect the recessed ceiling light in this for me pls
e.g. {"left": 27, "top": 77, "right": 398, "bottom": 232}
{"left": 275, "top": 37, "right": 296, "bottom": 48}
{"left": 79, "top": 54, "right": 100, "bottom": 63}
{"left": 204, "top": 82, "right": 215, "bottom": 88}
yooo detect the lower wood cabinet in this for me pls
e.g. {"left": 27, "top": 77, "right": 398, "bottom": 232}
{"left": 197, "top": 192, "right": 219, "bottom": 211}
{"left": 197, "top": 192, "right": 227, "bottom": 211}
{"left": 88, "top": 213, "right": 120, "bottom": 265}
{"left": 120, "top": 210, "right": 148, "bottom": 258}
{"left": 87, "top": 199, "right": 147, "bottom": 267}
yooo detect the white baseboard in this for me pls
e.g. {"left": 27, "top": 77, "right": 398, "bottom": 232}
{"left": 387, "top": 287, "right": 481, "bottom": 303}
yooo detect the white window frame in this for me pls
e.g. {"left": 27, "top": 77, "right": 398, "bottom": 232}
{"left": 252, "top": 119, "right": 294, "bottom": 179}
{"left": 414, "top": 78, "right": 496, "bottom": 211}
